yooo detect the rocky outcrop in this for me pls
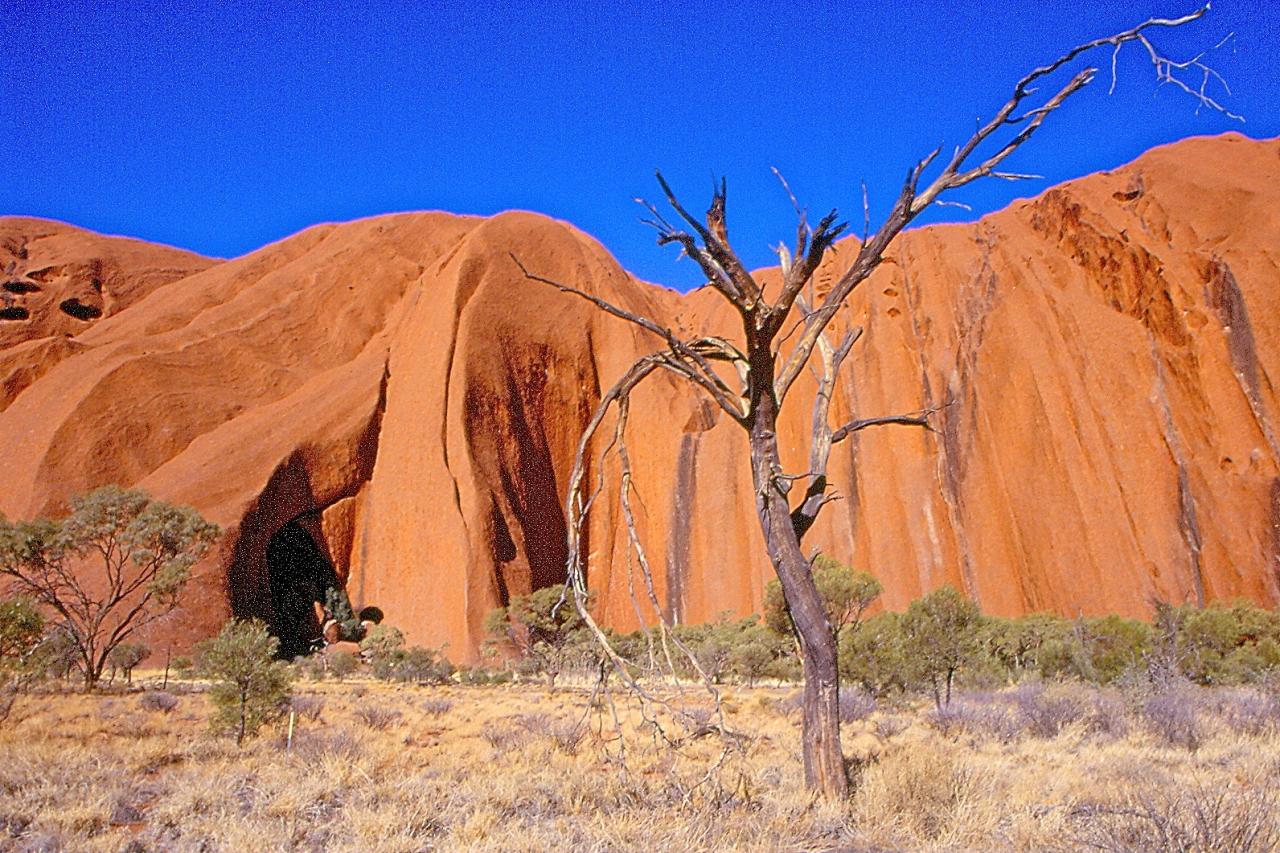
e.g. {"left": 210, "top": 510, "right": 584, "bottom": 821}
{"left": 1, "top": 132, "right": 1277, "bottom": 659}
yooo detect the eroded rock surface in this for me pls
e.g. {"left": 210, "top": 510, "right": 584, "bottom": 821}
{"left": 2, "top": 133, "right": 1277, "bottom": 658}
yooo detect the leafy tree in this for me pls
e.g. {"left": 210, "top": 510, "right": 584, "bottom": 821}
{"left": 1084, "top": 614, "right": 1152, "bottom": 684}
{"left": 0, "top": 486, "right": 219, "bottom": 690}
{"left": 196, "top": 619, "right": 293, "bottom": 745}
{"left": 487, "top": 586, "right": 593, "bottom": 688}
{"left": 107, "top": 642, "right": 147, "bottom": 685}
{"left": 0, "top": 597, "right": 44, "bottom": 722}
{"left": 902, "top": 586, "right": 982, "bottom": 709}
{"left": 764, "top": 556, "right": 882, "bottom": 645}
{"left": 0, "top": 597, "right": 43, "bottom": 678}
{"left": 980, "top": 612, "right": 1071, "bottom": 682}
{"left": 838, "top": 611, "right": 909, "bottom": 697}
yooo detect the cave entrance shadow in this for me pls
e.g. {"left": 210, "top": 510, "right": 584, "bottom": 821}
{"left": 266, "top": 517, "right": 340, "bottom": 660}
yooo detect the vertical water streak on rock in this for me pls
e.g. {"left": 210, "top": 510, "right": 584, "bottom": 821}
{"left": 1176, "top": 464, "right": 1205, "bottom": 606}
{"left": 1148, "top": 332, "right": 1205, "bottom": 606}
{"left": 1207, "top": 259, "right": 1280, "bottom": 463}
{"left": 899, "top": 255, "right": 941, "bottom": 576}
{"left": 665, "top": 432, "right": 700, "bottom": 624}
{"left": 932, "top": 227, "right": 1001, "bottom": 604}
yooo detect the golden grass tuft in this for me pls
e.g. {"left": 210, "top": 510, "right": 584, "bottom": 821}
{"left": 0, "top": 678, "right": 1277, "bottom": 851}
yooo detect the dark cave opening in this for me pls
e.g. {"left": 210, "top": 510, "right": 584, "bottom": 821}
{"left": 265, "top": 518, "right": 341, "bottom": 660}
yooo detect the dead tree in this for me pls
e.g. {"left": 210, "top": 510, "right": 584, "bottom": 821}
{"left": 518, "top": 5, "right": 1237, "bottom": 797}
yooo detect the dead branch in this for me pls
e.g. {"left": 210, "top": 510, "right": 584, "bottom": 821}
{"left": 510, "top": 253, "right": 747, "bottom": 421}
{"left": 773, "top": 3, "right": 1236, "bottom": 407}
{"left": 543, "top": 4, "right": 1236, "bottom": 798}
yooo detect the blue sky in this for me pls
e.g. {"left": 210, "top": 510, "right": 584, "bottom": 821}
{"left": 3, "top": 1, "right": 1276, "bottom": 290}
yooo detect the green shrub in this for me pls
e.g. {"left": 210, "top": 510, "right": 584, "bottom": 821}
{"left": 360, "top": 624, "right": 451, "bottom": 684}
{"left": 107, "top": 643, "right": 147, "bottom": 685}
{"left": 196, "top": 619, "right": 293, "bottom": 744}
{"left": 839, "top": 611, "right": 909, "bottom": 696}
{"left": 1176, "top": 600, "right": 1280, "bottom": 685}
{"left": 0, "top": 597, "right": 43, "bottom": 682}
{"left": 328, "top": 650, "right": 360, "bottom": 680}
{"left": 902, "top": 586, "right": 982, "bottom": 709}
{"left": 487, "top": 586, "right": 595, "bottom": 688}
{"left": 763, "top": 556, "right": 882, "bottom": 643}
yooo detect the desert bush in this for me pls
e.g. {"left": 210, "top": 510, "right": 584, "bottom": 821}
{"left": 294, "top": 654, "right": 328, "bottom": 681}
{"left": 486, "top": 586, "right": 595, "bottom": 688}
{"left": 839, "top": 611, "right": 909, "bottom": 697}
{"left": 138, "top": 691, "right": 179, "bottom": 714}
{"left": 1084, "top": 615, "right": 1154, "bottom": 684}
{"left": 727, "top": 618, "right": 795, "bottom": 686}
{"left": 170, "top": 655, "right": 194, "bottom": 677}
{"left": 289, "top": 695, "right": 325, "bottom": 722}
{"left": 1142, "top": 689, "right": 1203, "bottom": 750}
{"left": 838, "top": 685, "right": 877, "bottom": 722}
{"left": 107, "top": 643, "right": 147, "bottom": 685}
{"left": 1082, "top": 689, "right": 1130, "bottom": 739}
{"left": 360, "top": 626, "right": 452, "bottom": 685}
{"left": 481, "top": 717, "right": 532, "bottom": 750}
{"left": 1071, "top": 774, "right": 1280, "bottom": 853}
{"left": 327, "top": 650, "right": 359, "bottom": 681}
{"left": 289, "top": 727, "right": 364, "bottom": 763}
{"left": 29, "top": 628, "right": 78, "bottom": 682}
{"left": 1012, "top": 683, "right": 1091, "bottom": 739}
{"left": 929, "top": 695, "right": 1022, "bottom": 744}
{"left": 354, "top": 705, "right": 401, "bottom": 730}
{"left": 763, "top": 555, "right": 882, "bottom": 644}
{"left": 196, "top": 618, "right": 293, "bottom": 745}
{"left": 421, "top": 698, "right": 453, "bottom": 716}
{"left": 781, "top": 686, "right": 876, "bottom": 723}
{"left": 1210, "top": 688, "right": 1280, "bottom": 736}
{"left": 0, "top": 597, "right": 43, "bottom": 677}
{"left": 1174, "top": 600, "right": 1280, "bottom": 686}
{"left": 517, "top": 712, "right": 586, "bottom": 754}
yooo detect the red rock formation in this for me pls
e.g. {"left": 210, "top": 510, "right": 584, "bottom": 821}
{"left": 0, "top": 218, "right": 216, "bottom": 405}
{"left": 1, "top": 133, "right": 1277, "bottom": 659}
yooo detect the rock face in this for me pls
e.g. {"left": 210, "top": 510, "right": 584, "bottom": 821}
{"left": 1, "top": 133, "right": 1278, "bottom": 659}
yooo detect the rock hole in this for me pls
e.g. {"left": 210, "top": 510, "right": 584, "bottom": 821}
{"left": 886, "top": 307, "right": 901, "bottom": 318}
{"left": 59, "top": 299, "right": 103, "bottom": 321}
{"left": 3, "top": 280, "right": 39, "bottom": 294}
{"left": 265, "top": 519, "right": 342, "bottom": 659}
{"left": 0, "top": 306, "right": 30, "bottom": 321}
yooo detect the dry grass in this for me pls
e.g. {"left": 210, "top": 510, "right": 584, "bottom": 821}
{"left": 1, "top": 678, "right": 1277, "bottom": 852}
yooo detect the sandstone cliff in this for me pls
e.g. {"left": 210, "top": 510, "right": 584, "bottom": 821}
{"left": 1, "top": 132, "right": 1276, "bottom": 658}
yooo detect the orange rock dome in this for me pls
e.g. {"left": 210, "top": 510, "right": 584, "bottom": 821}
{"left": 2, "top": 132, "right": 1277, "bottom": 659}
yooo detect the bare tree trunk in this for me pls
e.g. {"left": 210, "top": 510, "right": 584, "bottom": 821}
{"left": 749, "top": 372, "right": 847, "bottom": 798}
{"left": 523, "top": 7, "right": 1237, "bottom": 799}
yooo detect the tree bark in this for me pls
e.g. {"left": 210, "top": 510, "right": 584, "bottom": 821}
{"left": 748, "top": 352, "right": 847, "bottom": 798}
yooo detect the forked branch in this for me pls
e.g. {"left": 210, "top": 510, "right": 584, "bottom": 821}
{"left": 773, "top": 3, "right": 1237, "bottom": 406}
